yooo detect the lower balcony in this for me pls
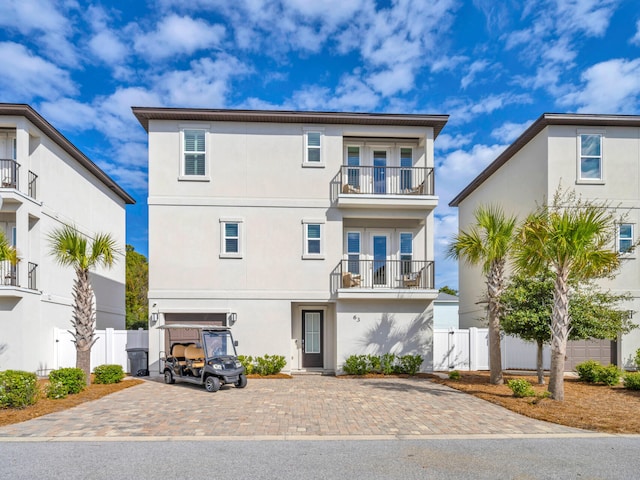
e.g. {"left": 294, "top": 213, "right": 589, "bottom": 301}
{"left": 0, "top": 260, "right": 38, "bottom": 297}
{"left": 332, "top": 259, "right": 437, "bottom": 300}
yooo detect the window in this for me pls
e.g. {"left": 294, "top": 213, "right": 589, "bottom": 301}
{"left": 303, "top": 129, "right": 324, "bottom": 166}
{"left": 579, "top": 133, "right": 602, "bottom": 181}
{"left": 400, "top": 147, "right": 413, "bottom": 191}
{"left": 618, "top": 223, "right": 634, "bottom": 253}
{"left": 347, "top": 232, "right": 361, "bottom": 274}
{"left": 183, "top": 129, "right": 206, "bottom": 176}
{"left": 400, "top": 232, "right": 413, "bottom": 274}
{"left": 347, "top": 146, "right": 360, "bottom": 189}
{"left": 220, "top": 219, "right": 243, "bottom": 258}
{"left": 302, "top": 219, "right": 324, "bottom": 259}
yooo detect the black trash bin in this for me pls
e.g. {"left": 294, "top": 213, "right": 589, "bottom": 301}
{"left": 126, "top": 347, "right": 149, "bottom": 376}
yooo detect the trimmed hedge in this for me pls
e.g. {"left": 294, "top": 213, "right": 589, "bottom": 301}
{"left": 93, "top": 364, "right": 125, "bottom": 384}
{"left": 48, "top": 368, "right": 86, "bottom": 395}
{"left": 238, "top": 355, "right": 286, "bottom": 376}
{"left": 0, "top": 370, "right": 39, "bottom": 408}
{"left": 342, "top": 354, "right": 423, "bottom": 376}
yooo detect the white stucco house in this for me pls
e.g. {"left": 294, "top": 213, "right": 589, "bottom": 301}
{"left": 433, "top": 292, "right": 459, "bottom": 329}
{"left": 0, "top": 104, "right": 135, "bottom": 374}
{"left": 133, "top": 107, "right": 448, "bottom": 374}
{"left": 450, "top": 113, "right": 640, "bottom": 370}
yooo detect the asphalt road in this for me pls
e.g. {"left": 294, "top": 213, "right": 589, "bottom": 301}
{"left": 2, "top": 436, "right": 639, "bottom": 479}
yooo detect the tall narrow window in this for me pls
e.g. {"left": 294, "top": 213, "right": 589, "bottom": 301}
{"left": 347, "top": 232, "right": 360, "bottom": 274}
{"left": 579, "top": 133, "right": 602, "bottom": 181}
{"left": 220, "top": 219, "right": 243, "bottom": 258}
{"left": 183, "top": 129, "right": 206, "bottom": 176}
{"left": 12, "top": 137, "right": 16, "bottom": 160}
{"left": 306, "top": 223, "right": 321, "bottom": 254}
{"left": 618, "top": 224, "right": 634, "bottom": 253}
{"left": 400, "top": 148, "right": 413, "bottom": 191}
{"left": 400, "top": 233, "right": 413, "bottom": 274}
{"left": 306, "top": 132, "right": 321, "bottom": 163}
{"left": 347, "top": 146, "right": 360, "bottom": 190}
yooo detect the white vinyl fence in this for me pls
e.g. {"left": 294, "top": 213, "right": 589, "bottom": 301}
{"left": 54, "top": 328, "right": 149, "bottom": 374}
{"left": 433, "top": 328, "right": 551, "bottom": 372}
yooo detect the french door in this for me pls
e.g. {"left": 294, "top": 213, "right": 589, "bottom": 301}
{"left": 371, "top": 233, "right": 390, "bottom": 287}
{"left": 302, "top": 310, "right": 323, "bottom": 368}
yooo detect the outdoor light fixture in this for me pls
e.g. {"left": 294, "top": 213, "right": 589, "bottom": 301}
{"left": 227, "top": 312, "right": 237, "bottom": 326}
{"left": 150, "top": 304, "right": 159, "bottom": 325}
{"left": 353, "top": 315, "right": 360, "bottom": 322}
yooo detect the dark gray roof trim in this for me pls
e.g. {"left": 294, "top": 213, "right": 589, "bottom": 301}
{"left": 131, "top": 107, "right": 449, "bottom": 138}
{"left": 0, "top": 104, "right": 135, "bottom": 204}
{"left": 449, "top": 113, "right": 640, "bottom": 207}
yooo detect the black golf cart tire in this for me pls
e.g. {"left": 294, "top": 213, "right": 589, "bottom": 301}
{"left": 204, "top": 375, "right": 221, "bottom": 392}
{"left": 164, "top": 370, "right": 175, "bottom": 384}
{"left": 235, "top": 374, "right": 248, "bottom": 388}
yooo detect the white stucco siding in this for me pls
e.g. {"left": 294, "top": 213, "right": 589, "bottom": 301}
{"left": 335, "top": 300, "right": 434, "bottom": 372}
{"left": 457, "top": 130, "right": 549, "bottom": 328}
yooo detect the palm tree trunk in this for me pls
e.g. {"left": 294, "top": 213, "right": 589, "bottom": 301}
{"left": 549, "top": 268, "right": 570, "bottom": 400}
{"left": 536, "top": 339, "right": 545, "bottom": 385}
{"left": 487, "top": 260, "right": 504, "bottom": 385}
{"left": 71, "top": 268, "right": 97, "bottom": 385}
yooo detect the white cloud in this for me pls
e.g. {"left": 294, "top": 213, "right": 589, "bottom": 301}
{"left": 291, "top": 75, "right": 380, "bottom": 112}
{"left": 133, "top": 14, "right": 226, "bottom": 61}
{"left": 39, "top": 98, "right": 97, "bottom": 131}
{"left": 89, "top": 30, "right": 128, "bottom": 65}
{"left": 559, "top": 58, "right": 640, "bottom": 113}
{"left": 430, "top": 55, "right": 468, "bottom": 73}
{"left": 434, "top": 210, "right": 460, "bottom": 288}
{"left": 367, "top": 65, "right": 415, "bottom": 96}
{"left": 460, "top": 60, "right": 490, "bottom": 90}
{"left": 435, "top": 133, "right": 474, "bottom": 152}
{"left": 98, "top": 161, "right": 148, "bottom": 191}
{"left": 491, "top": 120, "right": 533, "bottom": 143}
{"left": 446, "top": 93, "right": 532, "bottom": 125}
{"left": 0, "top": 42, "right": 76, "bottom": 101}
{"left": 0, "top": 0, "right": 78, "bottom": 66}
{"left": 631, "top": 19, "right": 640, "bottom": 45}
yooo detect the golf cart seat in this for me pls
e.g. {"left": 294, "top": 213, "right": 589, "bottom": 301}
{"left": 185, "top": 345, "right": 205, "bottom": 369}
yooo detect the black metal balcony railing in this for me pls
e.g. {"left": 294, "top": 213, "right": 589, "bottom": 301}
{"left": 334, "top": 259, "right": 435, "bottom": 291}
{"left": 28, "top": 262, "right": 37, "bottom": 290}
{"left": 28, "top": 171, "right": 37, "bottom": 199}
{"left": 0, "top": 159, "right": 19, "bottom": 189}
{"left": 0, "top": 261, "right": 18, "bottom": 287}
{"left": 340, "top": 166, "right": 434, "bottom": 196}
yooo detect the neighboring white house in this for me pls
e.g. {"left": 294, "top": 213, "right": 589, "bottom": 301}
{"left": 133, "top": 107, "right": 448, "bottom": 374}
{"left": 433, "top": 292, "right": 459, "bottom": 329}
{"left": 0, "top": 104, "right": 135, "bottom": 375}
{"left": 450, "top": 113, "right": 640, "bottom": 369}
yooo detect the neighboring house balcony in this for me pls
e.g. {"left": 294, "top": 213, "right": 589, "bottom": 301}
{"left": 333, "top": 259, "right": 437, "bottom": 300}
{"left": 336, "top": 166, "right": 436, "bottom": 209}
{"left": 0, "top": 159, "right": 38, "bottom": 201}
{"left": 0, "top": 259, "right": 38, "bottom": 297}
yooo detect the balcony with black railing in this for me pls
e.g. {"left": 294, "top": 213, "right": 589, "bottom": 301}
{"left": 0, "top": 260, "right": 18, "bottom": 287}
{"left": 28, "top": 171, "right": 37, "bottom": 200}
{"left": 332, "top": 259, "right": 436, "bottom": 299}
{"left": 0, "top": 159, "right": 19, "bottom": 190}
{"left": 28, "top": 262, "right": 37, "bottom": 290}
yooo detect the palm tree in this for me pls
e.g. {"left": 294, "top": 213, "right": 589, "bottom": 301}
{"left": 48, "top": 225, "right": 120, "bottom": 384}
{"left": 514, "top": 190, "right": 620, "bottom": 401}
{"left": 448, "top": 205, "right": 517, "bottom": 385}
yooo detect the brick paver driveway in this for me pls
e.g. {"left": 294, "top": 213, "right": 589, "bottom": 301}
{"left": 0, "top": 375, "right": 583, "bottom": 439}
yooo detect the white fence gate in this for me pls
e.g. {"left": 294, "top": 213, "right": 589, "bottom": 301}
{"left": 54, "top": 328, "right": 149, "bottom": 374}
{"left": 433, "top": 328, "right": 550, "bottom": 372}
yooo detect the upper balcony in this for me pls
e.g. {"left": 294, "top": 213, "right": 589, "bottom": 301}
{"left": 0, "top": 260, "right": 38, "bottom": 297}
{"left": 335, "top": 166, "right": 436, "bottom": 210}
{"left": 0, "top": 159, "right": 38, "bottom": 201}
{"left": 332, "top": 259, "right": 437, "bottom": 300}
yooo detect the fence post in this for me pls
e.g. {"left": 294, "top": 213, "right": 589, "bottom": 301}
{"left": 105, "top": 328, "right": 114, "bottom": 365}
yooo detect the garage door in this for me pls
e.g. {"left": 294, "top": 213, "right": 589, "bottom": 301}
{"left": 565, "top": 339, "right": 616, "bottom": 371}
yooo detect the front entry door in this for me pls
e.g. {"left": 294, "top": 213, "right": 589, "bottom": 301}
{"left": 302, "top": 310, "right": 323, "bottom": 368}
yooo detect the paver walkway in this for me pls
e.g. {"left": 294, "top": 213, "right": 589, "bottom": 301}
{"left": 0, "top": 375, "right": 584, "bottom": 439}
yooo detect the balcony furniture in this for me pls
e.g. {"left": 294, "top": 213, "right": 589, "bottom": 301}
{"left": 404, "top": 180, "right": 425, "bottom": 195}
{"left": 342, "top": 184, "right": 361, "bottom": 194}
{"left": 342, "top": 272, "right": 361, "bottom": 288}
{"left": 402, "top": 267, "right": 424, "bottom": 288}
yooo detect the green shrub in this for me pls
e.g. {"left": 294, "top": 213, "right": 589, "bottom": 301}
{"left": 253, "top": 355, "right": 287, "bottom": 376}
{"left": 343, "top": 355, "right": 369, "bottom": 375}
{"left": 635, "top": 348, "right": 640, "bottom": 370}
{"left": 238, "top": 355, "right": 254, "bottom": 375}
{"left": 380, "top": 353, "right": 396, "bottom": 375}
{"left": 398, "top": 355, "right": 423, "bottom": 375}
{"left": 93, "top": 364, "right": 125, "bottom": 384}
{"left": 597, "top": 365, "right": 622, "bottom": 386}
{"left": 448, "top": 370, "right": 461, "bottom": 380}
{"left": 0, "top": 370, "right": 39, "bottom": 408}
{"left": 575, "top": 360, "right": 601, "bottom": 383}
{"left": 624, "top": 372, "right": 640, "bottom": 390}
{"left": 366, "top": 354, "right": 381, "bottom": 373}
{"left": 507, "top": 378, "right": 535, "bottom": 398}
{"left": 48, "top": 368, "right": 86, "bottom": 395}
{"left": 46, "top": 380, "right": 68, "bottom": 400}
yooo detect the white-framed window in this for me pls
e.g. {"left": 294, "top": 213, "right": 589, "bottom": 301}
{"left": 347, "top": 231, "right": 361, "bottom": 274}
{"left": 302, "top": 219, "right": 325, "bottom": 259}
{"left": 303, "top": 128, "right": 324, "bottom": 167}
{"left": 400, "top": 232, "right": 413, "bottom": 274}
{"left": 11, "top": 226, "right": 16, "bottom": 247}
{"left": 618, "top": 223, "right": 634, "bottom": 254}
{"left": 220, "top": 218, "right": 243, "bottom": 258}
{"left": 346, "top": 145, "right": 361, "bottom": 190}
{"left": 578, "top": 132, "right": 603, "bottom": 182}
{"left": 182, "top": 128, "right": 207, "bottom": 178}
{"left": 400, "top": 147, "right": 413, "bottom": 191}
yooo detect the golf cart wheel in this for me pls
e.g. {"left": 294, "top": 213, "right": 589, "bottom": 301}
{"left": 235, "top": 374, "right": 247, "bottom": 389}
{"left": 204, "top": 376, "right": 221, "bottom": 392}
{"left": 164, "top": 370, "right": 175, "bottom": 384}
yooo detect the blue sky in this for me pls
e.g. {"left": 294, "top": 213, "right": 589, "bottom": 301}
{"left": 1, "top": 0, "right": 640, "bottom": 290}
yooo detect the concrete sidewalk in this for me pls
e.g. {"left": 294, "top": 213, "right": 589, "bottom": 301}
{"left": 0, "top": 375, "right": 586, "bottom": 440}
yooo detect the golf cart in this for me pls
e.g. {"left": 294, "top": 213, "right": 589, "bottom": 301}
{"left": 160, "top": 324, "right": 247, "bottom": 392}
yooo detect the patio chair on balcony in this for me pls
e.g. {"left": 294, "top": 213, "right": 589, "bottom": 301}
{"left": 404, "top": 180, "right": 426, "bottom": 195}
{"left": 342, "top": 271, "right": 361, "bottom": 288}
{"left": 402, "top": 267, "right": 424, "bottom": 288}
{"left": 342, "top": 184, "right": 361, "bottom": 194}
